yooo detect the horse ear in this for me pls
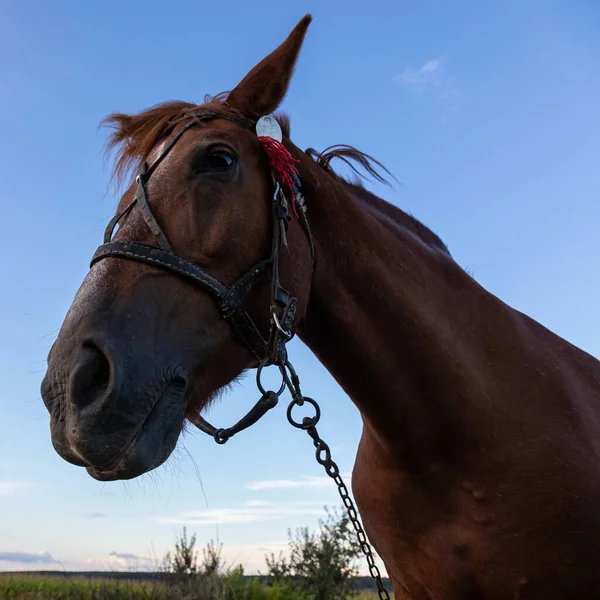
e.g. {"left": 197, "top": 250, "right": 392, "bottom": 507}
{"left": 226, "top": 15, "right": 312, "bottom": 120}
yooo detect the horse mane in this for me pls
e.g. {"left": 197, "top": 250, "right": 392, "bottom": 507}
{"left": 102, "top": 94, "right": 231, "bottom": 187}
{"left": 304, "top": 145, "right": 393, "bottom": 187}
{"left": 303, "top": 141, "right": 450, "bottom": 255}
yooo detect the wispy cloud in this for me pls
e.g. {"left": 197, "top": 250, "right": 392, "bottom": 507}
{"left": 396, "top": 58, "right": 443, "bottom": 91}
{"left": 395, "top": 57, "right": 459, "bottom": 108}
{"left": 87, "top": 512, "right": 106, "bottom": 519}
{"left": 107, "top": 551, "right": 154, "bottom": 570}
{"left": 109, "top": 551, "right": 147, "bottom": 561}
{"left": 0, "top": 481, "right": 33, "bottom": 496}
{"left": 81, "top": 552, "right": 156, "bottom": 571}
{"left": 246, "top": 476, "right": 332, "bottom": 491}
{"left": 156, "top": 503, "right": 327, "bottom": 526}
{"left": 0, "top": 551, "right": 58, "bottom": 564}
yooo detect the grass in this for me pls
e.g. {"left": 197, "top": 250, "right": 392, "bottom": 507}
{"left": 0, "top": 574, "right": 157, "bottom": 600}
{"left": 0, "top": 573, "right": 387, "bottom": 599}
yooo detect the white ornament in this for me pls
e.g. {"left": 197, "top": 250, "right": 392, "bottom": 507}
{"left": 256, "top": 115, "right": 283, "bottom": 142}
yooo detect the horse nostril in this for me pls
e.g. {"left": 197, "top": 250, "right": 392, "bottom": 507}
{"left": 70, "top": 342, "right": 112, "bottom": 411}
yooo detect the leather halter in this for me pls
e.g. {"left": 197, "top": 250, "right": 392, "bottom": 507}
{"left": 89, "top": 108, "right": 313, "bottom": 442}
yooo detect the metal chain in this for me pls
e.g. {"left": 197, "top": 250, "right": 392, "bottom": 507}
{"left": 284, "top": 361, "right": 391, "bottom": 600}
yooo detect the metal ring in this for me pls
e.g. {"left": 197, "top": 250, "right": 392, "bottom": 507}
{"left": 256, "top": 361, "right": 287, "bottom": 397}
{"left": 214, "top": 429, "right": 230, "bottom": 445}
{"left": 287, "top": 397, "right": 321, "bottom": 429}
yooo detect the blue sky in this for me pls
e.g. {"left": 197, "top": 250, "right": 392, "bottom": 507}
{"left": 1, "top": 0, "right": 600, "bottom": 575}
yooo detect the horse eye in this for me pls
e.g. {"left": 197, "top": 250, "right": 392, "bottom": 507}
{"left": 195, "top": 148, "right": 236, "bottom": 173}
{"left": 208, "top": 150, "right": 234, "bottom": 168}
{"left": 191, "top": 145, "right": 237, "bottom": 174}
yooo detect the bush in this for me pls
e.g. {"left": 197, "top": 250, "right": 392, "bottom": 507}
{"left": 162, "top": 527, "right": 199, "bottom": 577}
{"left": 161, "top": 528, "right": 308, "bottom": 599}
{"left": 265, "top": 507, "right": 362, "bottom": 599}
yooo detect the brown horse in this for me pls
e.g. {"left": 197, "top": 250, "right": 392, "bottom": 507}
{"left": 41, "top": 15, "right": 600, "bottom": 599}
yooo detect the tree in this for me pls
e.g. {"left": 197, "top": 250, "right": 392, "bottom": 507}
{"left": 201, "top": 538, "right": 224, "bottom": 576}
{"left": 163, "top": 527, "right": 226, "bottom": 578}
{"left": 163, "top": 527, "right": 199, "bottom": 577}
{"left": 266, "top": 506, "right": 362, "bottom": 599}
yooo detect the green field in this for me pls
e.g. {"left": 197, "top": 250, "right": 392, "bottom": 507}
{"left": 0, "top": 573, "right": 387, "bottom": 599}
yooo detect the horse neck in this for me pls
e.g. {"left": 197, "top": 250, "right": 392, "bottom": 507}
{"left": 296, "top": 159, "right": 510, "bottom": 468}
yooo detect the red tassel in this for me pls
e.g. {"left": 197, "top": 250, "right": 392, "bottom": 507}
{"left": 258, "top": 136, "right": 300, "bottom": 218}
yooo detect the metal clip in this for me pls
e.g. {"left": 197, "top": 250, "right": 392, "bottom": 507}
{"left": 272, "top": 181, "right": 281, "bottom": 202}
{"left": 272, "top": 311, "right": 293, "bottom": 340}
